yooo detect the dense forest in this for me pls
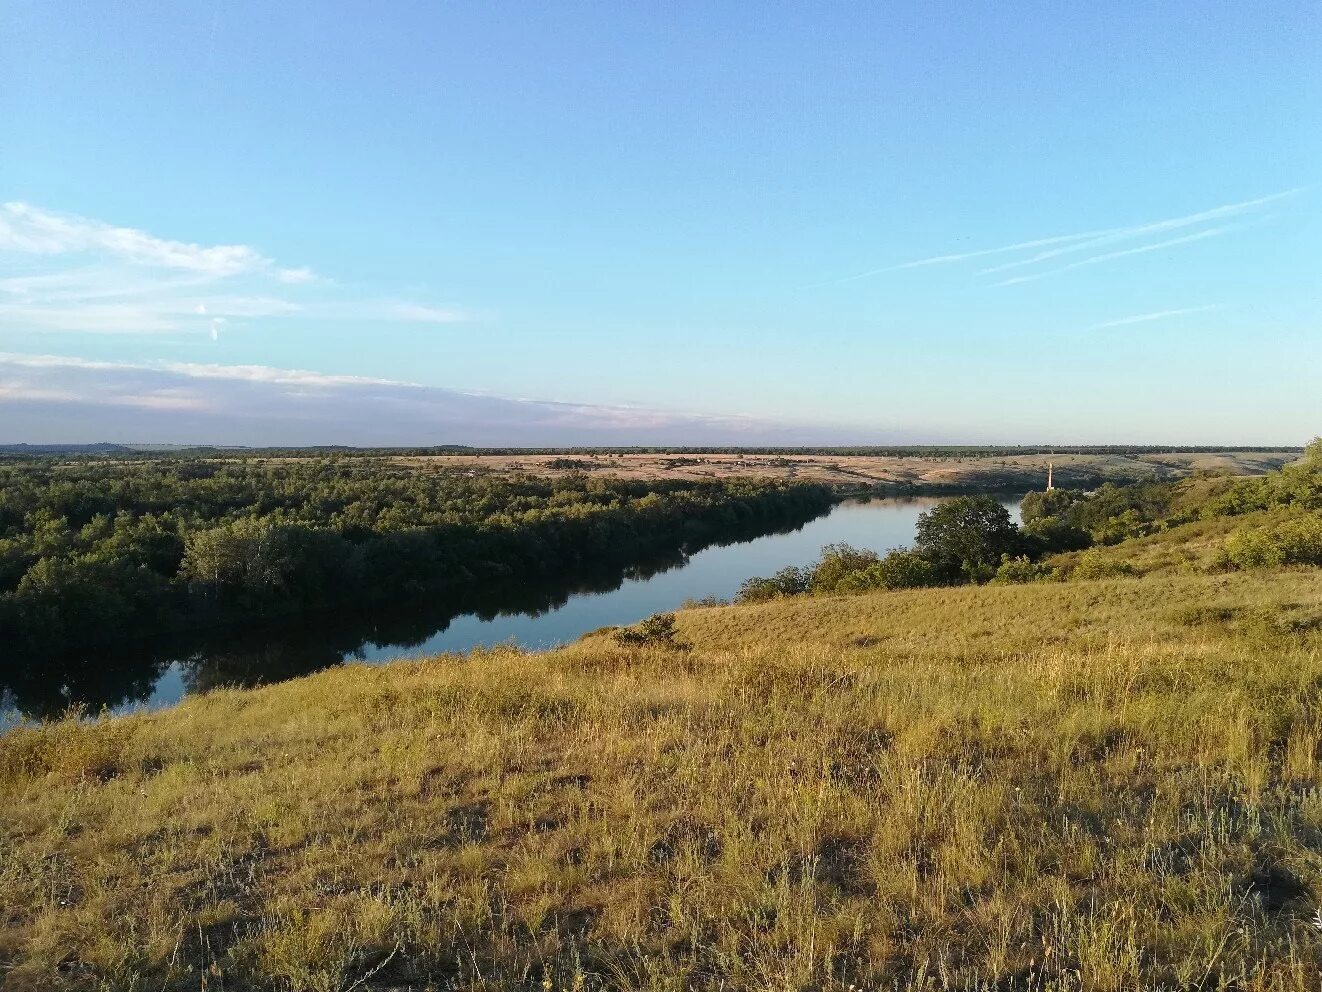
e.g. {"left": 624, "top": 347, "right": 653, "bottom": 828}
{"left": 0, "top": 456, "right": 834, "bottom": 657}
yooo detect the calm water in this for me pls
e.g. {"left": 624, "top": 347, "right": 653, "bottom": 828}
{"left": 0, "top": 496, "right": 1019, "bottom": 727}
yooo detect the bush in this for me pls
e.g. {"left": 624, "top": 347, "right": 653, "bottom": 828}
{"left": 680, "top": 596, "right": 725, "bottom": 609}
{"left": 1093, "top": 509, "right": 1159, "bottom": 545}
{"left": 614, "top": 612, "right": 688, "bottom": 649}
{"left": 808, "top": 543, "right": 881, "bottom": 594}
{"left": 1221, "top": 516, "right": 1322, "bottom": 570}
{"left": 1070, "top": 549, "right": 1138, "bottom": 580}
{"left": 837, "top": 549, "right": 942, "bottom": 591}
{"left": 991, "top": 555, "right": 1048, "bottom": 584}
{"left": 735, "top": 566, "right": 810, "bottom": 603}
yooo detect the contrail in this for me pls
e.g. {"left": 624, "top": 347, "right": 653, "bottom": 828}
{"left": 816, "top": 187, "right": 1303, "bottom": 288}
{"left": 993, "top": 225, "right": 1239, "bottom": 286}
{"left": 1087, "top": 304, "right": 1222, "bottom": 330}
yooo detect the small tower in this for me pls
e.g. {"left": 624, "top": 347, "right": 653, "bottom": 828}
{"left": 1046, "top": 460, "right": 1055, "bottom": 491}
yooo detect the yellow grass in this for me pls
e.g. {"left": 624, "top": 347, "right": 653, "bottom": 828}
{"left": 3, "top": 568, "right": 1322, "bottom": 990}
{"left": 386, "top": 450, "right": 1298, "bottom": 488}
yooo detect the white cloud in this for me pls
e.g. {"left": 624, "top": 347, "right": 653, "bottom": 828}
{"left": 0, "top": 203, "right": 466, "bottom": 337}
{"left": 0, "top": 202, "right": 269, "bottom": 275}
{"left": 0, "top": 303, "right": 190, "bottom": 334}
{"left": 0, "top": 352, "right": 855, "bottom": 446}
{"left": 276, "top": 266, "right": 318, "bottom": 284}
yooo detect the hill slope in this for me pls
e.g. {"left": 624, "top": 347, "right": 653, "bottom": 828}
{"left": 4, "top": 557, "right": 1322, "bottom": 989}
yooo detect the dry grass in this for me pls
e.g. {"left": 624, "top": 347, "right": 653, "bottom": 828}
{"left": 387, "top": 451, "right": 1299, "bottom": 489}
{"left": 3, "top": 568, "right": 1322, "bottom": 990}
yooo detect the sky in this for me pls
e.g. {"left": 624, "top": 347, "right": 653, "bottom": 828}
{"left": 1, "top": 1, "right": 1319, "bottom": 446}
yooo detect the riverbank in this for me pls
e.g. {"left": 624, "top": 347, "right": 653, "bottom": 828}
{"left": 4, "top": 548, "right": 1320, "bottom": 989}
{"left": 8, "top": 495, "right": 953, "bottom": 724}
{"left": 0, "top": 463, "right": 834, "bottom": 661}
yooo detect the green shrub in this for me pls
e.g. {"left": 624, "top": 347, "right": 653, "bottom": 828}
{"left": 1222, "top": 516, "right": 1322, "bottom": 570}
{"left": 614, "top": 612, "right": 688, "bottom": 649}
{"left": 838, "top": 549, "right": 942, "bottom": 591}
{"left": 808, "top": 543, "right": 881, "bottom": 594}
{"left": 735, "top": 566, "right": 810, "bottom": 603}
{"left": 991, "top": 555, "right": 1048, "bottom": 584}
{"left": 1070, "top": 549, "right": 1138, "bottom": 580}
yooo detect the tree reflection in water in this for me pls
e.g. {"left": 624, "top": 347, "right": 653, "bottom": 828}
{"left": 1, "top": 510, "right": 815, "bottom": 723}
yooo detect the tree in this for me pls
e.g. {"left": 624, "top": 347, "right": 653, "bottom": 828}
{"left": 1020, "top": 488, "right": 1081, "bottom": 525}
{"left": 808, "top": 543, "right": 880, "bottom": 594}
{"left": 1301, "top": 437, "right": 1322, "bottom": 471}
{"left": 1021, "top": 515, "right": 1092, "bottom": 555}
{"left": 914, "top": 496, "right": 1021, "bottom": 582}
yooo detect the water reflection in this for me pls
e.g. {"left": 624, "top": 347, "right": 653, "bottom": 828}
{"left": 1, "top": 496, "right": 1020, "bottom": 726}
{"left": 0, "top": 513, "right": 793, "bottom": 722}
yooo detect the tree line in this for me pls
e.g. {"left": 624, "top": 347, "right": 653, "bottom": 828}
{"left": 0, "top": 457, "right": 835, "bottom": 656}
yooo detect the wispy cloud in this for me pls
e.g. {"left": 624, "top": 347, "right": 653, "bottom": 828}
{"left": 977, "top": 189, "right": 1296, "bottom": 278}
{"left": 1087, "top": 304, "right": 1222, "bottom": 330}
{"left": 0, "top": 352, "right": 860, "bottom": 446}
{"left": 0, "top": 203, "right": 465, "bottom": 336}
{"left": 819, "top": 230, "right": 1107, "bottom": 286}
{"left": 0, "top": 202, "right": 270, "bottom": 276}
{"left": 993, "top": 225, "right": 1241, "bottom": 286}
{"left": 822, "top": 188, "right": 1303, "bottom": 289}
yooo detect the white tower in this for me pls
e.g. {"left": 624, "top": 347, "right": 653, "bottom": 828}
{"left": 1046, "top": 461, "right": 1055, "bottom": 491}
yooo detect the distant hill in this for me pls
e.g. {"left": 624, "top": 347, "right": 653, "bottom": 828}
{"left": 0, "top": 443, "right": 253, "bottom": 456}
{"left": 0, "top": 442, "right": 134, "bottom": 455}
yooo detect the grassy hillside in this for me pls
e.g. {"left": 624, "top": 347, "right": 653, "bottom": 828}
{"left": 4, "top": 551, "right": 1322, "bottom": 988}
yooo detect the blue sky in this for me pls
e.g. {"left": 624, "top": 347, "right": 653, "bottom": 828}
{"left": 1, "top": 1, "right": 1319, "bottom": 444}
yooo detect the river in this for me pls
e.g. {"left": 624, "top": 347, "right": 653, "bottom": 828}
{"left": 0, "top": 495, "right": 1021, "bottom": 727}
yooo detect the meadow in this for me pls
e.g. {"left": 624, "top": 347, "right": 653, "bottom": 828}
{"left": 4, "top": 543, "right": 1322, "bottom": 989}
{"left": 389, "top": 448, "right": 1300, "bottom": 492}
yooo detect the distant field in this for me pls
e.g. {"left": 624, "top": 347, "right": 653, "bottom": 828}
{"left": 4, "top": 446, "right": 1299, "bottom": 493}
{"left": 394, "top": 449, "right": 1300, "bottom": 489}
